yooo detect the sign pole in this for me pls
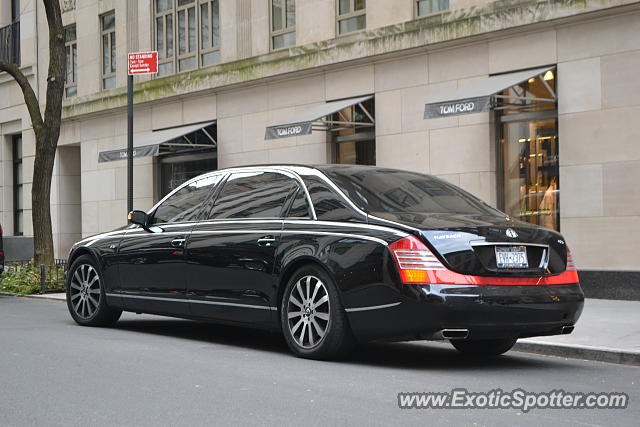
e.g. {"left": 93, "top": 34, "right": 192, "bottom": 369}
{"left": 127, "top": 73, "right": 134, "bottom": 216}
{"left": 126, "top": 51, "right": 157, "bottom": 218}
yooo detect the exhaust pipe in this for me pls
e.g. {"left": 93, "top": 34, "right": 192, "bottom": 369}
{"left": 561, "top": 325, "right": 574, "bottom": 335}
{"left": 432, "top": 328, "right": 469, "bottom": 340}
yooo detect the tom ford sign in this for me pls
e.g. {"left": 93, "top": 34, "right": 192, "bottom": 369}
{"left": 424, "top": 96, "right": 492, "bottom": 119}
{"left": 265, "top": 122, "right": 313, "bottom": 140}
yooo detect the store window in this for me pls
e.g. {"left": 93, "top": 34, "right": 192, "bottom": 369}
{"left": 498, "top": 69, "right": 559, "bottom": 230}
{"left": 12, "top": 135, "right": 23, "bottom": 236}
{"left": 271, "top": 0, "right": 295, "bottom": 50}
{"left": 416, "top": 0, "right": 449, "bottom": 16}
{"left": 101, "top": 11, "right": 116, "bottom": 90}
{"left": 337, "top": 0, "right": 366, "bottom": 35}
{"left": 159, "top": 123, "right": 218, "bottom": 197}
{"left": 155, "top": 0, "right": 220, "bottom": 76}
{"left": 64, "top": 25, "right": 77, "bottom": 97}
{"left": 331, "top": 97, "right": 375, "bottom": 165}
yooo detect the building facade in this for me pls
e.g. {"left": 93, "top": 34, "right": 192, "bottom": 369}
{"left": 1, "top": 0, "right": 639, "bottom": 297}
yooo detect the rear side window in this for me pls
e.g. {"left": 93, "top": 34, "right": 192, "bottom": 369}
{"left": 209, "top": 171, "right": 298, "bottom": 219}
{"left": 301, "top": 175, "right": 365, "bottom": 222}
{"left": 324, "top": 167, "right": 503, "bottom": 216}
{"left": 287, "top": 188, "right": 311, "bottom": 218}
{"left": 150, "top": 174, "right": 222, "bottom": 224}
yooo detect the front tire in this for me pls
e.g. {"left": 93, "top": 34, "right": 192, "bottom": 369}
{"left": 281, "top": 265, "right": 354, "bottom": 360}
{"left": 66, "top": 255, "right": 122, "bottom": 326}
{"left": 451, "top": 337, "right": 517, "bottom": 356}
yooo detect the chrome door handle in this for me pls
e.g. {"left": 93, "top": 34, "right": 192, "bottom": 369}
{"left": 171, "top": 238, "right": 186, "bottom": 248}
{"left": 257, "top": 236, "right": 276, "bottom": 247}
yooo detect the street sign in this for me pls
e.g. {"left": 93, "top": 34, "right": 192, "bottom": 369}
{"left": 127, "top": 51, "right": 158, "bottom": 75}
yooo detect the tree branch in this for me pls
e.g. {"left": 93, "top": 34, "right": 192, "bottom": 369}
{"left": 0, "top": 60, "right": 45, "bottom": 136}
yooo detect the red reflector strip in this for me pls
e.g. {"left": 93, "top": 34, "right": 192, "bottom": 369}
{"left": 418, "top": 268, "right": 580, "bottom": 286}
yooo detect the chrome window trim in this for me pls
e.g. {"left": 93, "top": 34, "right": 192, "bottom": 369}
{"left": 188, "top": 228, "right": 392, "bottom": 246}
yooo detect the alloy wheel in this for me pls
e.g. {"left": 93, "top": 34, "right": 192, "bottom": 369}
{"left": 69, "top": 264, "right": 101, "bottom": 319}
{"left": 286, "top": 275, "right": 331, "bottom": 349}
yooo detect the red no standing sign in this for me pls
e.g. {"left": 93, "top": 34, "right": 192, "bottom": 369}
{"left": 128, "top": 51, "right": 158, "bottom": 75}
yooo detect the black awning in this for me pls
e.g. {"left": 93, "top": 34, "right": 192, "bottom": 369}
{"left": 98, "top": 121, "right": 216, "bottom": 163}
{"left": 424, "top": 66, "right": 555, "bottom": 119}
{"left": 265, "top": 95, "right": 374, "bottom": 140}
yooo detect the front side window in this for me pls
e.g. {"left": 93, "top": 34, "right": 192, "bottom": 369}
{"left": 337, "top": 0, "right": 365, "bottom": 34}
{"left": 64, "top": 25, "right": 77, "bottom": 97}
{"left": 209, "top": 171, "right": 298, "bottom": 219}
{"left": 101, "top": 11, "right": 116, "bottom": 90}
{"left": 271, "top": 0, "right": 295, "bottom": 50}
{"left": 151, "top": 174, "right": 222, "bottom": 224}
{"left": 155, "top": 0, "right": 220, "bottom": 76}
{"left": 416, "top": 0, "right": 449, "bottom": 16}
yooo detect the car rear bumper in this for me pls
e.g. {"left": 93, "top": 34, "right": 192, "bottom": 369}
{"left": 346, "top": 283, "right": 584, "bottom": 342}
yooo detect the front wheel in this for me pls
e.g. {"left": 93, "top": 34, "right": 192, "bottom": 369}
{"left": 66, "top": 255, "right": 122, "bottom": 326}
{"left": 450, "top": 337, "right": 517, "bottom": 356}
{"left": 281, "top": 266, "right": 354, "bottom": 360}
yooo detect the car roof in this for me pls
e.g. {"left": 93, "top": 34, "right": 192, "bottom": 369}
{"left": 209, "top": 163, "right": 402, "bottom": 175}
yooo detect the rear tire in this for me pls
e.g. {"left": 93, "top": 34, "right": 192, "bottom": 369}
{"left": 66, "top": 255, "right": 122, "bottom": 326}
{"left": 451, "top": 337, "right": 517, "bottom": 356}
{"left": 280, "top": 265, "right": 355, "bottom": 360}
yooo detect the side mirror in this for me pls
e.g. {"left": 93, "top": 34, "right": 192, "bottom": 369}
{"left": 128, "top": 210, "right": 148, "bottom": 227}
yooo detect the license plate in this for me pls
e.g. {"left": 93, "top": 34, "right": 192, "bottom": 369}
{"left": 495, "top": 246, "right": 528, "bottom": 268}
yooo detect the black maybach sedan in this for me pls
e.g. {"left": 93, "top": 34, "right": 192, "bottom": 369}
{"left": 65, "top": 165, "right": 584, "bottom": 359}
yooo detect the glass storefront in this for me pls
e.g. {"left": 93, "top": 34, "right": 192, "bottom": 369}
{"left": 498, "top": 69, "right": 559, "bottom": 230}
{"left": 158, "top": 123, "right": 218, "bottom": 197}
{"left": 332, "top": 98, "right": 375, "bottom": 165}
{"left": 160, "top": 155, "right": 217, "bottom": 197}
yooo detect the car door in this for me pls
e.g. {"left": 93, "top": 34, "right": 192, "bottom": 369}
{"left": 186, "top": 169, "right": 299, "bottom": 324}
{"left": 116, "top": 174, "right": 223, "bottom": 315}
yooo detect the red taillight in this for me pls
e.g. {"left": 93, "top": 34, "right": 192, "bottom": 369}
{"left": 389, "top": 235, "right": 444, "bottom": 284}
{"left": 389, "top": 235, "right": 579, "bottom": 286}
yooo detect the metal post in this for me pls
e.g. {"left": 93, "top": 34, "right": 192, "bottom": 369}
{"left": 40, "top": 264, "right": 46, "bottom": 294}
{"left": 127, "top": 74, "right": 134, "bottom": 215}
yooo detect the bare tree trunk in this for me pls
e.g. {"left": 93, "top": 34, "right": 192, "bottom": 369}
{"left": 0, "top": 0, "right": 64, "bottom": 266}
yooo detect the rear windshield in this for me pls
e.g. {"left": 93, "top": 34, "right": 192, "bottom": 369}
{"left": 322, "top": 167, "right": 503, "bottom": 216}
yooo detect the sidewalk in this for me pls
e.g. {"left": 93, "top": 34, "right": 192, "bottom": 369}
{"left": 515, "top": 298, "right": 640, "bottom": 366}
{"left": 20, "top": 294, "right": 640, "bottom": 365}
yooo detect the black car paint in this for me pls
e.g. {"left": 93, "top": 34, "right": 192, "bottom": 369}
{"left": 67, "top": 165, "right": 584, "bottom": 342}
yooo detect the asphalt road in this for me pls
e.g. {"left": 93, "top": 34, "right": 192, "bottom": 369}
{"left": 1, "top": 296, "right": 637, "bottom": 427}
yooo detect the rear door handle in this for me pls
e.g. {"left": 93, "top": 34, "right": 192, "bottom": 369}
{"left": 171, "top": 238, "right": 186, "bottom": 248}
{"left": 257, "top": 236, "right": 276, "bottom": 247}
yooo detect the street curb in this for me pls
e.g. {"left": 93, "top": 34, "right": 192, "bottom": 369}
{"left": 0, "top": 292, "right": 66, "bottom": 302}
{"left": 513, "top": 341, "right": 640, "bottom": 366}
{"left": 22, "top": 294, "right": 66, "bottom": 302}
